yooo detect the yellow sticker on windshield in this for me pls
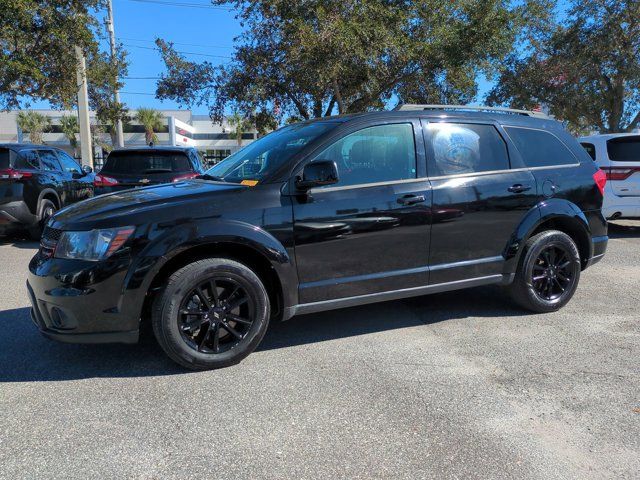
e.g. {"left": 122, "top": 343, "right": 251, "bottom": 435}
{"left": 241, "top": 180, "right": 259, "bottom": 186}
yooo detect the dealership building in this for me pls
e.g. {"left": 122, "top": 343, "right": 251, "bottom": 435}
{"left": 0, "top": 109, "right": 258, "bottom": 166}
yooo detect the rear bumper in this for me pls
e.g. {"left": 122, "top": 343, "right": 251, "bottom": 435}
{"left": 586, "top": 235, "right": 608, "bottom": 268}
{"left": 0, "top": 200, "right": 37, "bottom": 229}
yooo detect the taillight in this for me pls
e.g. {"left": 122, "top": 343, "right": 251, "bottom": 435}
{"left": 601, "top": 166, "right": 639, "bottom": 181}
{"left": 593, "top": 169, "right": 607, "bottom": 196}
{"left": 172, "top": 173, "right": 198, "bottom": 182}
{"left": 0, "top": 168, "right": 33, "bottom": 180}
{"left": 94, "top": 174, "right": 119, "bottom": 187}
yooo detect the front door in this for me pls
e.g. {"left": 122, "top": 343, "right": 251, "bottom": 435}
{"left": 424, "top": 120, "right": 541, "bottom": 284}
{"left": 292, "top": 121, "right": 432, "bottom": 304}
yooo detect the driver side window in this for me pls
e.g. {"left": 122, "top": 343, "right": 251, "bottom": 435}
{"left": 313, "top": 123, "right": 417, "bottom": 188}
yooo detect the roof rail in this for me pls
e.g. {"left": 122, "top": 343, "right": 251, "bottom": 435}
{"left": 394, "top": 104, "right": 551, "bottom": 119}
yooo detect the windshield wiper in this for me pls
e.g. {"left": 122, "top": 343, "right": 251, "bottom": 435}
{"left": 195, "top": 173, "right": 226, "bottom": 182}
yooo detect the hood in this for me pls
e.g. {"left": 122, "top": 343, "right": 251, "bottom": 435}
{"left": 50, "top": 180, "right": 245, "bottom": 230}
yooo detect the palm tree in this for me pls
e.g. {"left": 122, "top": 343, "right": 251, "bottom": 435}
{"left": 228, "top": 112, "right": 251, "bottom": 147}
{"left": 59, "top": 114, "right": 79, "bottom": 156}
{"left": 16, "top": 111, "right": 51, "bottom": 144}
{"left": 135, "top": 108, "right": 164, "bottom": 145}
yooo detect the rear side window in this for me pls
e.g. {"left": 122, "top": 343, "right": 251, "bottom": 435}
{"left": 607, "top": 136, "right": 640, "bottom": 162}
{"left": 427, "top": 123, "right": 509, "bottom": 176}
{"left": 38, "top": 150, "right": 61, "bottom": 171}
{"left": 505, "top": 127, "right": 576, "bottom": 167}
{"left": 102, "top": 151, "right": 192, "bottom": 175}
{"left": 581, "top": 143, "right": 597, "bottom": 161}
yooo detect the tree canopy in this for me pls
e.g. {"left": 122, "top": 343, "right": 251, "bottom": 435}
{"left": 487, "top": 0, "right": 640, "bottom": 134}
{"left": 156, "top": 0, "right": 544, "bottom": 124}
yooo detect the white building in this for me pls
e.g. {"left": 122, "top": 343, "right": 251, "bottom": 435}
{"left": 0, "top": 109, "right": 257, "bottom": 166}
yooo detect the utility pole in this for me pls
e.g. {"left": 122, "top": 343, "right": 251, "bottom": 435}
{"left": 106, "top": 0, "right": 124, "bottom": 148}
{"left": 75, "top": 46, "right": 93, "bottom": 168}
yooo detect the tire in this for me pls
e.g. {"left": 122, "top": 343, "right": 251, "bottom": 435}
{"left": 152, "top": 258, "right": 270, "bottom": 370}
{"left": 507, "top": 230, "right": 581, "bottom": 313}
{"left": 28, "top": 199, "right": 57, "bottom": 240}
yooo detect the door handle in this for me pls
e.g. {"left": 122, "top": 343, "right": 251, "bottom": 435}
{"left": 507, "top": 184, "right": 532, "bottom": 194}
{"left": 397, "top": 194, "right": 426, "bottom": 206}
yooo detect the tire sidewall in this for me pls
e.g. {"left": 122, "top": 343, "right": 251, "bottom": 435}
{"left": 154, "top": 259, "right": 270, "bottom": 369}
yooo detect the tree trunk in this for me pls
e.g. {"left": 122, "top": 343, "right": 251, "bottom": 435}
{"left": 333, "top": 78, "right": 345, "bottom": 114}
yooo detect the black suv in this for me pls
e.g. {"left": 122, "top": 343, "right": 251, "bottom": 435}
{"left": 0, "top": 144, "right": 94, "bottom": 238}
{"left": 94, "top": 146, "right": 205, "bottom": 195}
{"left": 27, "top": 107, "right": 608, "bottom": 370}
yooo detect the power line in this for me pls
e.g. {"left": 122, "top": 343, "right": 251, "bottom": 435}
{"left": 121, "top": 91, "right": 157, "bottom": 96}
{"left": 124, "top": 76, "right": 162, "bottom": 79}
{"left": 123, "top": 43, "right": 232, "bottom": 59}
{"left": 118, "top": 35, "right": 233, "bottom": 50}
{"left": 125, "top": 0, "right": 232, "bottom": 10}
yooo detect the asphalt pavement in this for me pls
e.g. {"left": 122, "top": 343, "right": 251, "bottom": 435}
{"left": 0, "top": 222, "right": 638, "bottom": 479}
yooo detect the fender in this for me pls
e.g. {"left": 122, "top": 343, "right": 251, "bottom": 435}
{"left": 36, "top": 188, "right": 61, "bottom": 213}
{"left": 503, "top": 198, "right": 591, "bottom": 274}
{"left": 120, "top": 218, "right": 298, "bottom": 320}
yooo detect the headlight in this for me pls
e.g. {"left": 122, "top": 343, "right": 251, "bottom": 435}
{"left": 55, "top": 227, "right": 135, "bottom": 261}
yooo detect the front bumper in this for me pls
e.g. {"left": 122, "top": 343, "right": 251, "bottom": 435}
{"left": 27, "top": 253, "right": 141, "bottom": 344}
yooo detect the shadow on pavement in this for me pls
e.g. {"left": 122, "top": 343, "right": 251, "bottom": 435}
{"left": 0, "top": 286, "right": 525, "bottom": 383}
{"left": 608, "top": 221, "right": 640, "bottom": 239}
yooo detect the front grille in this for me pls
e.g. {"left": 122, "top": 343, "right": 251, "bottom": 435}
{"left": 42, "top": 226, "right": 63, "bottom": 244}
{"left": 39, "top": 226, "right": 63, "bottom": 259}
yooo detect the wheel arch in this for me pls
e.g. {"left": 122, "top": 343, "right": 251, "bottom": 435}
{"left": 37, "top": 189, "right": 61, "bottom": 211}
{"left": 126, "top": 221, "right": 298, "bottom": 329}
{"left": 504, "top": 199, "right": 593, "bottom": 273}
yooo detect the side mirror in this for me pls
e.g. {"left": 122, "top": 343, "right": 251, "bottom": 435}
{"left": 81, "top": 165, "right": 93, "bottom": 175}
{"left": 296, "top": 160, "right": 339, "bottom": 190}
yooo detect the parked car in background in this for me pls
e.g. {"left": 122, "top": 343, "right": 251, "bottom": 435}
{"left": 28, "top": 106, "right": 608, "bottom": 370}
{"left": 94, "top": 146, "right": 205, "bottom": 195}
{"left": 0, "top": 144, "right": 93, "bottom": 238}
{"left": 579, "top": 134, "right": 640, "bottom": 220}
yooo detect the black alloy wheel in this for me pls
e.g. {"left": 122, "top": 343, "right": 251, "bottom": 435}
{"left": 530, "top": 244, "right": 577, "bottom": 301}
{"left": 152, "top": 258, "right": 270, "bottom": 370}
{"left": 507, "top": 230, "right": 581, "bottom": 313}
{"left": 178, "top": 277, "right": 255, "bottom": 354}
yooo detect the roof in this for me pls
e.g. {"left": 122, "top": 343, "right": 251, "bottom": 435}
{"left": 0, "top": 143, "right": 62, "bottom": 150}
{"left": 300, "top": 108, "right": 560, "bottom": 129}
{"left": 578, "top": 132, "right": 640, "bottom": 141}
{"left": 108, "top": 146, "right": 194, "bottom": 153}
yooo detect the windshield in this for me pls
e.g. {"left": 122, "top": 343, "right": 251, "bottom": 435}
{"left": 102, "top": 151, "right": 192, "bottom": 175}
{"left": 205, "top": 122, "right": 338, "bottom": 183}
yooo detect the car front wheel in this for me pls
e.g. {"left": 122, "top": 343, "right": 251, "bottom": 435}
{"left": 507, "top": 230, "right": 581, "bottom": 313}
{"left": 152, "top": 258, "right": 270, "bottom": 370}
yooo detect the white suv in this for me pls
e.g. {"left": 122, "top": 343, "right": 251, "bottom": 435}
{"left": 579, "top": 133, "right": 640, "bottom": 220}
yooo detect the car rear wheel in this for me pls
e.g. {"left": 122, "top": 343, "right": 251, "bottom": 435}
{"left": 152, "top": 258, "right": 270, "bottom": 370}
{"left": 28, "top": 199, "right": 56, "bottom": 240}
{"left": 507, "top": 230, "right": 581, "bottom": 313}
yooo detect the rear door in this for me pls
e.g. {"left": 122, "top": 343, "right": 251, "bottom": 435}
{"left": 604, "top": 136, "right": 640, "bottom": 197}
{"left": 36, "top": 149, "right": 68, "bottom": 205}
{"left": 424, "top": 120, "right": 540, "bottom": 284}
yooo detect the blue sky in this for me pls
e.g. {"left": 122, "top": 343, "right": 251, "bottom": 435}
{"left": 29, "top": 0, "right": 568, "bottom": 116}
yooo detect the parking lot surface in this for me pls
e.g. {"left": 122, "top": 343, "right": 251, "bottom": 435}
{"left": 0, "top": 222, "right": 639, "bottom": 480}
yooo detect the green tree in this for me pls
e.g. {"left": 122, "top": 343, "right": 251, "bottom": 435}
{"left": 0, "top": 0, "right": 109, "bottom": 109}
{"left": 227, "top": 112, "right": 252, "bottom": 146}
{"left": 135, "top": 108, "right": 164, "bottom": 145}
{"left": 156, "top": 1, "right": 545, "bottom": 123}
{"left": 59, "top": 114, "right": 79, "bottom": 156}
{"left": 16, "top": 110, "right": 51, "bottom": 144}
{"left": 488, "top": 0, "right": 640, "bottom": 133}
